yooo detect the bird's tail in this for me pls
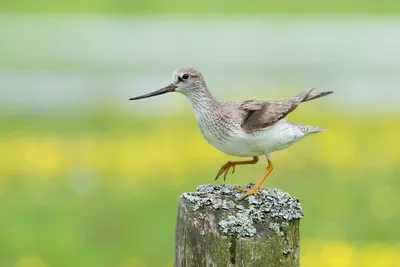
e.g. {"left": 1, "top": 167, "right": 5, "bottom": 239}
{"left": 304, "top": 126, "right": 326, "bottom": 134}
{"left": 296, "top": 88, "right": 334, "bottom": 103}
{"left": 290, "top": 122, "right": 326, "bottom": 135}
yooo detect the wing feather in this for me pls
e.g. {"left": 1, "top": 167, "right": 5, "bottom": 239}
{"left": 238, "top": 88, "right": 333, "bottom": 133}
{"left": 239, "top": 100, "right": 298, "bottom": 132}
{"left": 239, "top": 89, "right": 316, "bottom": 133}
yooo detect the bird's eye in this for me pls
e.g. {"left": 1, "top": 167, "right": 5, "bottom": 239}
{"left": 182, "top": 73, "right": 190, "bottom": 80}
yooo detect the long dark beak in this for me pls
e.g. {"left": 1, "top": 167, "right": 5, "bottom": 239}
{"left": 129, "top": 83, "right": 177, "bottom": 101}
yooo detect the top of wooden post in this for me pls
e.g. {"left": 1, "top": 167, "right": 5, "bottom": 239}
{"left": 181, "top": 183, "right": 303, "bottom": 238}
{"left": 176, "top": 184, "right": 303, "bottom": 266}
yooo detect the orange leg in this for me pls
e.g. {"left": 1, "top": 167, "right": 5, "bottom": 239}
{"left": 214, "top": 156, "right": 259, "bottom": 182}
{"left": 236, "top": 158, "right": 273, "bottom": 199}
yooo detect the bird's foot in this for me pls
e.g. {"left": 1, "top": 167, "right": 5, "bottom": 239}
{"left": 214, "top": 162, "right": 236, "bottom": 182}
{"left": 214, "top": 157, "right": 260, "bottom": 183}
{"left": 235, "top": 186, "right": 260, "bottom": 199}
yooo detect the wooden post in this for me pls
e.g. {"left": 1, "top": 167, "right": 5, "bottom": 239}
{"left": 174, "top": 184, "right": 303, "bottom": 267}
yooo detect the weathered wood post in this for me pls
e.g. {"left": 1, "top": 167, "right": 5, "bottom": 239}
{"left": 174, "top": 184, "right": 303, "bottom": 267}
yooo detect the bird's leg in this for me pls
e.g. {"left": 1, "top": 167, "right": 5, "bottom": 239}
{"left": 214, "top": 156, "right": 259, "bottom": 182}
{"left": 236, "top": 158, "right": 273, "bottom": 199}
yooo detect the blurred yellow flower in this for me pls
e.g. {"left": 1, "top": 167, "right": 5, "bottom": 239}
{"left": 302, "top": 241, "right": 400, "bottom": 267}
{"left": 0, "top": 112, "right": 399, "bottom": 185}
{"left": 16, "top": 255, "right": 46, "bottom": 267}
{"left": 119, "top": 257, "right": 146, "bottom": 267}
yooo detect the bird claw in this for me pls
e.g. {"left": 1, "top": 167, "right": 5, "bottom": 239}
{"left": 223, "top": 167, "right": 230, "bottom": 182}
{"left": 214, "top": 162, "right": 235, "bottom": 182}
{"left": 235, "top": 186, "right": 260, "bottom": 200}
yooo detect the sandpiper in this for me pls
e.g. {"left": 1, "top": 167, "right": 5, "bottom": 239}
{"left": 130, "top": 67, "right": 333, "bottom": 199}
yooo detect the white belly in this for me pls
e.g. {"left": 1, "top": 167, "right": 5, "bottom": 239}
{"left": 200, "top": 120, "right": 302, "bottom": 157}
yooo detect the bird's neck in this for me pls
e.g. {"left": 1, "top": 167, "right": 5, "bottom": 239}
{"left": 186, "top": 87, "right": 220, "bottom": 118}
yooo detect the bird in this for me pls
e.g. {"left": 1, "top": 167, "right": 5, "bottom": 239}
{"left": 130, "top": 67, "right": 333, "bottom": 199}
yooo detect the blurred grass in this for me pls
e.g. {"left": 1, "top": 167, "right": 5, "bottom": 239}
{"left": 1, "top": 0, "right": 400, "bottom": 14}
{"left": 2, "top": 0, "right": 400, "bottom": 265}
{"left": 0, "top": 108, "right": 400, "bottom": 266}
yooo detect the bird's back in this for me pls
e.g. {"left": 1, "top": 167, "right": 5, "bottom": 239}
{"left": 192, "top": 89, "right": 332, "bottom": 156}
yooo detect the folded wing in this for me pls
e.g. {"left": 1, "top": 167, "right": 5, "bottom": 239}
{"left": 239, "top": 88, "right": 333, "bottom": 133}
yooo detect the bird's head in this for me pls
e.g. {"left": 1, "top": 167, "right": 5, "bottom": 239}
{"left": 129, "top": 67, "right": 208, "bottom": 101}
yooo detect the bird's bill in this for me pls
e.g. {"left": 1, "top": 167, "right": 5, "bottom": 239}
{"left": 129, "top": 83, "right": 177, "bottom": 101}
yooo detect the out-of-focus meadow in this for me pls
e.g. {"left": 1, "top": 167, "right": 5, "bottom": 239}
{"left": 1, "top": 1, "right": 400, "bottom": 267}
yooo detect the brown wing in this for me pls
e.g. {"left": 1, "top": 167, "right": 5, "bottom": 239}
{"left": 239, "top": 88, "right": 319, "bottom": 133}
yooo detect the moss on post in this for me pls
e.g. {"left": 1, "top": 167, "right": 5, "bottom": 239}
{"left": 174, "top": 184, "right": 303, "bottom": 267}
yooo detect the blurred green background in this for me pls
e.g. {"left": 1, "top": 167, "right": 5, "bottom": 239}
{"left": 1, "top": 1, "right": 400, "bottom": 267}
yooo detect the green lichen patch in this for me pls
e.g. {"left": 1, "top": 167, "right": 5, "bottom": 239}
{"left": 269, "top": 221, "right": 289, "bottom": 237}
{"left": 182, "top": 183, "right": 303, "bottom": 238}
{"left": 218, "top": 213, "right": 257, "bottom": 237}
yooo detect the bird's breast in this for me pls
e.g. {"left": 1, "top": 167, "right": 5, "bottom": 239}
{"left": 196, "top": 115, "right": 300, "bottom": 157}
{"left": 195, "top": 114, "right": 261, "bottom": 157}
{"left": 196, "top": 115, "right": 233, "bottom": 145}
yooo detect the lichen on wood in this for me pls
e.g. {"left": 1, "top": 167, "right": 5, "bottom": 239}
{"left": 175, "top": 183, "right": 303, "bottom": 267}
